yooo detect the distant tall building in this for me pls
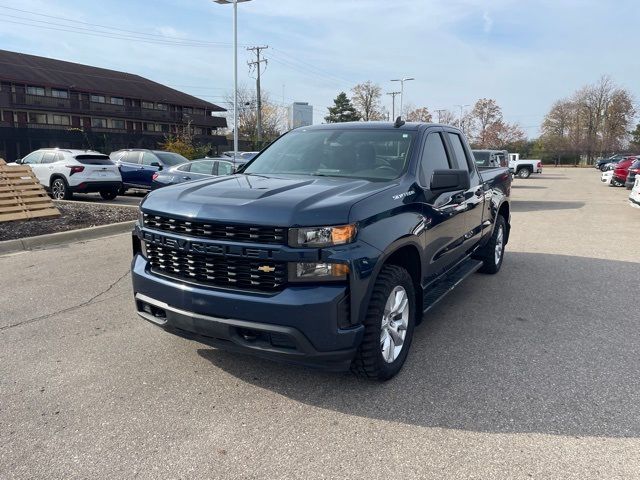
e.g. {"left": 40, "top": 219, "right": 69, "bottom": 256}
{"left": 288, "top": 102, "right": 313, "bottom": 129}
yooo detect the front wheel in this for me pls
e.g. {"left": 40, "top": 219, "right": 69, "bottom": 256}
{"left": 476, "top": 215, "right": 506, "bottom": 274}
{"left": 351, "top": 265, "right": 416, "bottom": 381}
{"left": 517, "top": 167, "right": 532, "bottom": 179}
{"left": 51, "top": 177, "right": 72, "bottom": 200}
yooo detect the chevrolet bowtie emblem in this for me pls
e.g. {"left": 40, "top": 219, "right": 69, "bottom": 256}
{"left": 257, "top": 265, "right": 276, "bottom": 273}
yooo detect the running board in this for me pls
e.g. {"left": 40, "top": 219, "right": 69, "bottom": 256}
{"left": 423, "top": 258, "right": 483, "bottom": 313}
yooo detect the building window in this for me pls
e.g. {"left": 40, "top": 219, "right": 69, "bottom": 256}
{"left": 194, "top": 127, "right": 203, "bottom": 135}
{"left": 142, "top": 101, "right": 155, "bottom": 109}
{"left": 91, "top": 94, "right": 106, "bottom": 103}
{"left": 144, "top": 123, "right": 156, "bottom": 132}
{"left": 27, "top": 86, "right": 45, "bottom": 96}
{"left": 110, "top": 97, "right": 124, "bottom": 106}
{"left": 193, "top": 108, "right": 205, "bottom": 116}
{"left": 51, "top": 115, "right": 70, "bottom": 126}
{"left": 51, "top": 89, "right": 69, "bottom": 99}
{"left": 28, "top": 113, "right": 47, "bottom": 124}
{"left": 183, "top": 107, "right": 193, "bottom": 115}
{"left": 156, "top": 103, "right": 167, "bottom": 111}
{"left": 110, "top": 119, "right": 125, "bottom": 129}
{"left": 91, "top": 118, "right": 107, "bottom": 128}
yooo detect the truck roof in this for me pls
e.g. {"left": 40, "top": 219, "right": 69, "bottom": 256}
{"left": 296, "top": 121, "right": 451, "bottom": 132}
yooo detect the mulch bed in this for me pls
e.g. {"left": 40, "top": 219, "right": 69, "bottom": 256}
{"left": 0, "top": 201, "right": 138, "bottom": 242}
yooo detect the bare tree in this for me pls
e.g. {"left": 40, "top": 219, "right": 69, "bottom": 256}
{"left": 351, "top": 81, "right": 385, "bottom": 121}
{"left": 468, "top": 98, "right": 502, "bottom": 147}
{"left": 224, "top": 85, "right": 285, "bottom": 148}
{"left": 404, "top": 106, "right": 433, "bottom": 122}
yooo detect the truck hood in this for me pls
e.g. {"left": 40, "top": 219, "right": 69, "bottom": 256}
{"left": 141, "top": 174, "right": 396, "bottom": 226}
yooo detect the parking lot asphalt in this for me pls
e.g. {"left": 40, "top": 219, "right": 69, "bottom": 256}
{"left": 69, "top": 190, "right": 146, "bottom": 206}
{"left": 1, "top": 168, "right": 638, "bottom": 479}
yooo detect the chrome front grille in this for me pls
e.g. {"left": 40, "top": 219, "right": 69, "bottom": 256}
{"left": 146, "top": 243, "right": 286, "bottom": 292}
{"left": 143, "top": 213, "right": 286, "bottom": 245}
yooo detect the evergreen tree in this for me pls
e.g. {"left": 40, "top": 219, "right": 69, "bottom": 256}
{"left": 325, "top": 92, "right": 361, "bottom": 123}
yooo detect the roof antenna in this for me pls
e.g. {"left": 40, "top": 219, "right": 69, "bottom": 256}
{"left": 394, "top": 116, "right": 405, "bottom": 128}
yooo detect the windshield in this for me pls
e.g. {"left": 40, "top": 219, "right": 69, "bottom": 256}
{"left": 473, "top": 151, "right": 491, "bottom": 166}
{"left": 244, "top": 128, "right": 414, "bottom": 181}
{"left": 156, "top": 152, "right": 188, "bottom": 166}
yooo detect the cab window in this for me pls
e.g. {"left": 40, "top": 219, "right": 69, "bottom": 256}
{"left": 447, "top": 133, "right": 473, "bottom": 171}
{"left": 419, "top": 133, "right": 451, "bottom": 186}
{"left": 22, "top": 151, "right": 44, "bottom": 164}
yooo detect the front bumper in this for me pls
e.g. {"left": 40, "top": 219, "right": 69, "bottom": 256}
{"left": 131, "top": 254, "right": 364, "bottom": 370}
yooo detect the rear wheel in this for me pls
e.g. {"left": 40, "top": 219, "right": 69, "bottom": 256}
{"left": 517, "top": 167, "right": 532, "bottom": 179}
{"left": 51, "top": 177, "right": 72, "bottom": 200}
{"left": 99, "top": 189, "right": 118, "bottom": 200}
{"left": 351, "top": 265, "right": 416, "bottom": 381}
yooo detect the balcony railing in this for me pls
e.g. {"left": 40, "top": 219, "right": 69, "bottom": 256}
{"left": 8, "top": 94, "right": 227, "bottom": 128}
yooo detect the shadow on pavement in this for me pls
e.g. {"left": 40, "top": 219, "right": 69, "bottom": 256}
{"left": 511, "top": 185, "right": 547, "bottom": 190}
{"left": 511, "top": 200, "right": 585, "bottom": 212}
{"left": 198, "top": 252, "right": 640, "bottom": 438}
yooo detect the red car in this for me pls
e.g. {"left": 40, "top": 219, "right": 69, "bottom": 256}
{"left": 612, "top": 157, "right": 635, "bottom": 186}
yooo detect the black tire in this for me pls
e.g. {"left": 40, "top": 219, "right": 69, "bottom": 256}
{"left": 99, "top": 189, "right": 118, "bottom": 200}
{"left": 351, "top": 265, "right": 416, "bottom": 381}
{"left": 517, "top": 167, "right": 532, "bottom": 179}
{"left": 51, "top": 177, "right": 72, "bottom": 200}
{"left": 118, "top": 186, "right": 127, "bottom": 195}
{"left": 476, "top": 215, "right": 507, "bottom": 274}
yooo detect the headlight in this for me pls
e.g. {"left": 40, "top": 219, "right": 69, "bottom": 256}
{"left": 288, "top": 224, "right": 356, "bottom": 248}
{"left": 289, "top": 262, "right": 350, "bottom": 282}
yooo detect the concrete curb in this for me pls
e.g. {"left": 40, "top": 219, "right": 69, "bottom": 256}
{"left": 0, "top": 220, "right": 135, "bottom": 256}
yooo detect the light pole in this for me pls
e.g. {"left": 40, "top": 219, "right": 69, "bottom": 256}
{"left": 214, "top": 0, "right": 252, "bottom": 162}
{"left": 386, "top": 91, "right": 401, "bottom": 120}
{"left": 390, "top": 77, "right": 414, "bottom": 118}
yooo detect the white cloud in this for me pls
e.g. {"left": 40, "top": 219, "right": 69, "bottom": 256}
{"left": 483, "top": 11, "right": 494, "bottom": 33}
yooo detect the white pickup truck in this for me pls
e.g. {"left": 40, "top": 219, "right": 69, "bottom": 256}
{"left": 509, "top": 153, "right": 542, "bottom": 178}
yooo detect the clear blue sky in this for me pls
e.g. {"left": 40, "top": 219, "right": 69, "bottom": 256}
{"left": 1, "top": 0, "right": 638, "bottom": 137}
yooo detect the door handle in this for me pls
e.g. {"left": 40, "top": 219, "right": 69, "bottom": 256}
{"left": 182, "top": 176, "right": 191, "bottom": 180}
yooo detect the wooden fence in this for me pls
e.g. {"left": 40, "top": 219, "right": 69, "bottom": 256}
{"left": 0, "top": 158, "right": 60, "bottom": 222}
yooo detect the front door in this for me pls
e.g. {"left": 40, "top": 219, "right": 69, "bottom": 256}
{"left": 21, "top": 151, "right": 47, "bottom": 185}
{"left": 415, "top": 129, "right": 472, "bottom": 284}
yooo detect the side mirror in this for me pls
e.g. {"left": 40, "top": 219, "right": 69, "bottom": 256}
{"left": 15, "top": 158, "right": 23, "bottom": 164}
{"left": 430, "top": 169, "right": 470, "bottom": 191}
{"left": 150, "top": 161, "right": 162, "bottom": 170}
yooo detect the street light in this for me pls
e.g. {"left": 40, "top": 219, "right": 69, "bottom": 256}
{"left": 214, "top": 0, "right": 252, "bottom": 162}
{"left": 390, "top": 77, "right": 414, "bottom": 118}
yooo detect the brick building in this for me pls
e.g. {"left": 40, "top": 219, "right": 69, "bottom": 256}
{"left": 0, "top": 49, "right": 228, "bottom": 161}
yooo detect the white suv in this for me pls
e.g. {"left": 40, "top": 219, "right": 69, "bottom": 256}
{"left": 14, "top": 149, "right": 123, "bottom": 200}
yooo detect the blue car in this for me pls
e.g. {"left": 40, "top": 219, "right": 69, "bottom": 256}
{"left": 151, "top": 157, "right": 247, "bottom": 190}
{"left": 110, "top": 149, "right": 188, "bottom": 192}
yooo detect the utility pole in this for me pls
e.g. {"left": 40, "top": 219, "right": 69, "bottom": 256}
{"left": 387, "top": 91, "right": 401, "bottom": 119}
{"left": 390, "top": 77, "right": 414, "bottom": 118}
{"left": 454, "top": 104, "right": 470, "bottom": 133}
{"left": 247, "top": 45, "right": 268, "bottom": 147}
{"left": 435, "top": 109, "right": 447, "bottom": 123}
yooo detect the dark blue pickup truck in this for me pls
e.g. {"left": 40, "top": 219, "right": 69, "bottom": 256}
{"left": 131, "top": 121, "right": 511, "bottom": 380}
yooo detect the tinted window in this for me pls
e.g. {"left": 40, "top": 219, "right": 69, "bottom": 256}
{"left": 447, "top": 133, "right": 471, "bottom": 170}
{"left": 124, "top": 152, "right": 140, "bottom": 164}
{"left": 22, "top": 151, "right": 44, "bottom": 164}
{"left": 473, "top": 151, "right": 490, "bottom": 166}
{"left": 216, "top": 161, "right": 234, "bottom": 175}
{"left": 244, "top": 129, "right": 415, "bottom": 181}
{"left": 41, "top": 152, "right": 57, "bottom": 164}
{"left": 420, "top": 133, "right": 450, "bottom": 186}
{"left": 190, "top": 161, "right": 214, "bottom": 175}
{"left": 75, "top": 155, "right": 113, "bottom": 165}
{"left": 141, "top": 152, "right": 158, "bottom": 166}
{"left": 155, "top": 152, "right": 189, "bottom": 166}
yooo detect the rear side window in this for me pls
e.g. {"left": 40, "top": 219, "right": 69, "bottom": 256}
{"left": 75, "top": 155, "right": 113, "bottom": 165}
{"left": 420, "top": 133, "right": 450, "bottom": 186}
{"left": 447, "top": 133, "right": 472, "bottom": 170}
{"left": 190, "top": 161, "right": 214, "bottom": 174}
{"left": 41, "top": 152, "right": 57, "bottom": 164}
{"left": 217, "top": 161, "right": 234, "bottom": 175}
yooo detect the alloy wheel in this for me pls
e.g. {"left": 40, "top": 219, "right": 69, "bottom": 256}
{"left": 380, "top": 286, "right": 410, "bottom": 363}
